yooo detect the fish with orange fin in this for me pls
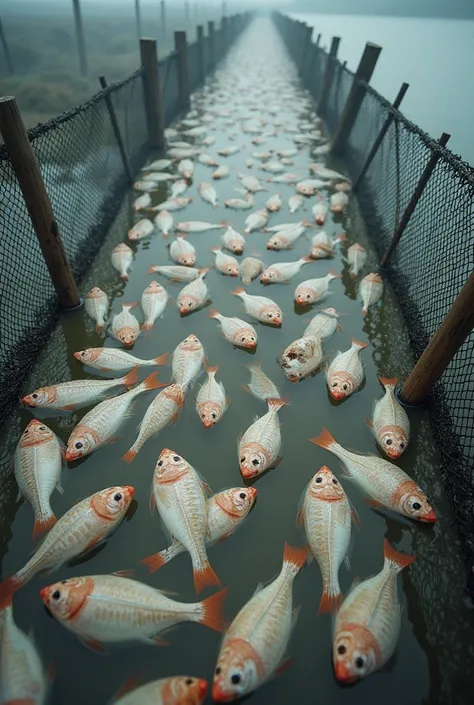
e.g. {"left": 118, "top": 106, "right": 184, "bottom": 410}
{"left": 74, "top": 348, "right": 168, "bottom": 373}
{"left": 169, "top": 235, "right": 196, "bottom": 266}
{"left": 84, "top": 286, "right": 109, "bottom": 334}
{"left": 14, "top": 420, "right": 63, "bottom": 538}
{"left": 40, "top": 574, "right": 228, "bottom": 651}
{"left": 231, "top": 287, "right": 282, "bottom": 326}
{"left": 238, "top": 398, "right": 286, "bottom": 478}
{"left": 333, "top": 540, "right": 414, "bottom": 683}
{"left": 112, "top": 676, "right": 208, "bottom": 705}
{"left": 310, "top": 428, "right": 436, "bottom": 522}
{"left": 0, "top": 487, "right": 133, "bottom": 608}
{"left": 65, "top": 372, "right": 166, "bottom": 461}
{"left": 141, "top": 487, "right": 257, "bottom": 573}
{"left": 294, "top": 270, "right": 341, "bottom": 305}
{"left": 171, "top": 334, "right": 205, "bottom": 391}
{"left": 112, "top": 304, "right": 140, "bottom": 348}
{"left": 209, "top": 309, "right": 257, "bottom": 349}
{"left": 141, "top": 281, "right": 169, "bottom": 331}
{"left": 177, "top": 268, "right": 210, "bottom": 315}
{"left": 370, "top": 377, "right": 410, "bottom": 459}
{"left": 326, "top": 339, "right": 367, "bottom": 400}
{"left": 152, "top": 449, "right": 220, "bottom": 593}
{"left": 196, "top": 361, "right": 227, "bottom": 428}
{"left": 1, "top": 600, "right": 49, "bottom": 704}
{"left": 298, "top": 466, "right": 354, "bottom": 614}
{"left": 212, "top": 543, "right": 308, "bottom": 702}
{"left": 122, "top": 383, "right": 184, "bottom": 463}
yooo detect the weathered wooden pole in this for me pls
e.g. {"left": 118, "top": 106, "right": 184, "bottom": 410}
{"left": 316, "top": 32, "right": 322, "bottom": 47}
{"left": 353, "top": 82, "right": 409, "bottom": 191}
{"left": 399, "top": 272, "right": 474, "bottom": 406}
{"left": 99, "top": 76, "right": 134, "bottom": 185}
{"left": 72, "top": 0, "right": 88, "bottom": 77}
{"left": 160, "top": 0, "right": 166, "bottom": 36}
{"left": 318, "top": 36, "right": 341, "bottom": 113}
{"left": 331, "top": 42, "right": 382, "bottom": 155}
{"left": 208, "top": 21, "right": 215, "bottom": 68}
{"left": 300, "top": 25, "right": 313, "bottom": 77}
{"left": 380, "top": 131, "right": 451, "bottom": 267}
{"left": 135, "top": 0, "right": 142, "bottom": 42}
{"left": 140, "top": 38, "right": 165, "bottom": 150}
{"left": 174, "top": 31, "right": 190, "bottom": 113}
{"left": 0, "top": 97, "right": 80, "bottom": 309}
{"left": 197, "top": 25, "right": 206, "bottom": 85}
{"left": 0, "top": 18, "right": 13, "bottom": 75}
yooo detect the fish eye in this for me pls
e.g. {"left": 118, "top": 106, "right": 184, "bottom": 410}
{"left": 114, "top": 493, "right": 122, "bottom": 501}
{"left": 241, "top": 337, "right": 246, "bottom": 342}
{"left": 331, "top": 382, "right": 337, "bottom": 388}
{"left": 240, "top": 457, "right": 246, "bottom": 463}
{"left": 239, "top": 492, "right": 246, "bottom": 499}
{"left": 32, "top": 393, "right": 38, "bottom": 399}
{"left": 185, "top": 678, "right": 194, "bottom": 685}
{"left": 39, "top": 425, "right": 46, "bottom": 431}
{"left": 355, "top": 657, "right": 365, "bottom": 669}
{"left": 342, "top": 384, "right": 348, "bottom": 390}
{"left": 412, "top": 501, "right": 421, "bottom": 510}
{"left": 338, "top": 645, "right": 346, "bottom": 655}
{"left": 157, "top": 460, "right": 163, "bottom": 466}
{"left": 188, "top": 302, "right": 192, "bottom": 307}
{"left": 24, "top": 428, "right": 29, "bottom": 433}
{"left": 75, "top": 442, "right": 83, "bottom": 449}
{"left": 231, "top": 674, "right": 241, "bottom": 685}
{"left": 400, "top": 441, "right": 405, "bottom": 449}
{"left": 306, "top": 294, "right": 311, "bottom": 299}
{"left": 316, "top": 477, "right": 323, "bottom": 483}
{"left": 386, "top": 438, "right": 393, "bottom": 445}
{"left": 201, "top": 413, "right": 206, "bottom": 419}
{"left": 173, "top": 455, "right": 180, "bottom": 462}
{"left": 252, "top": 458, "right": 259, "bottom": 466}
{"left": 211, "top": 412, "right": 217, "bottom": 419}
{"left": 332, "top": 478, "right": 338, "bottom": 484}
{"left": 215, "top": 667, "right": 221, "bottom": 675}
{"left": 52, "top": 590, "right": 61, "bottom": 601}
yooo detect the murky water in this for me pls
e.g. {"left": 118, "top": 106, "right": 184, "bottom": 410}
{"left": 1, "top": 17, "right": 473, "bottom": 705}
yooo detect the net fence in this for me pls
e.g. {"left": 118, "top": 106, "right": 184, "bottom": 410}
{"left": 274, "top": 12, "right": 474, "bottom": 596}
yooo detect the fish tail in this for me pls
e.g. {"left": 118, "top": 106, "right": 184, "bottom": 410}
{"left": 283, "top": 542, "right": 309, "bottom": 576}
{"left": 309, "top": 427, "right": 336, "bottom": 450}
{"left": 198, "top": 267, "right": 211, "bottom": 277}
{"left": 154, "top": 352, "right": 169, "bottom": 366}
{"left": 193, "top": 560, "right": 221, "bottom": 594}
{"left": 122, "top": 447, "right": 138, "bottom": 464}
{"left": 318, "top": 586, "right": 342, "bottom": 615}
{"left": 267, "top": 397, "right": 287, "bottom": 411}
{"left": 147, "top": 265, "right": 157, "bottom": 275}
{"left": 362, "top": 307, "right": 368, "bottom": 316}
{"left": 379, "top": 376, "right": 398, "bottom": 390}
{"left": 122, "top": 301, "right": 137, "bottom": 310}
{"left": 300, "top": 255, "right": 312, "bottom": 263}
{"left": 231, "top": 285, "right": 245, "bottom": 296}
{"left": 204, "top": 359, "right": 219, "bottom": 375}
{"left": 208, "top": 308, "right": 220, "bottom": 319}
{"left": 0, "top": 575, "right": 23, "bottom": 609}
{"left": 220, "top": 220, "right": 228, "bottom": 227}
{"left": 328, "top": 268, "right": 342, "bottom": 279}
{"left": 33, "top": 513, "right": 57, "bottom": 539}
{"left": 123, "top": 367, "right": 140, "bottom": 388}
{"left": 336, "top": 233, "right": 348, "bottom": 242}
{"left": 141, "top": 323, "right": 153, "bottom": 332}
{"left": 210, "top": 246, "right": 221, "bottom": 253}
{"left": 142, "top": 372, "right": 168, "bottom": 391}
{"left": 198, "top": 587, "right": 229, "bottom": 632}
{"left": 351, "top": 338, "right": 368, "bottom": 350}
{"left": 140, "top": 550, "right": 169, "bottom": 573}
{"left": 96, "top": 323, "right": 105, "bottom": 335}
{"left": 384, "top": 540, "right": 415, "bottom": 574}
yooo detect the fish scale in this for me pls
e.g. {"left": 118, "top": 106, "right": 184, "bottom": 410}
{"left": 1, "top": 605, "right": 46, "bottom": 703}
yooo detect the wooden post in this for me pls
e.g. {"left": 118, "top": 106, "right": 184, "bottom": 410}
{"left": 174, "top": 31, "right": 190, "bottom": 113}
{"left": 140, "top": 38, "right": 165, "bottom": 150}
{"left": 318, "top": 35, "right": 341, "bottom": 113}
{"left": 135, "top": 0, "right": 142, "bottom": 42}
{"left": 197, "top": 25, "right": 206, "bottom": 85}
{"left": 99, "top": 76, "right": 133, "bottom": 185}
{"left": 331, "top": 42, "right": 382, "bottom": 155}
{"left": 160, "top": 0, "right": 166, "bottom": 36}
{"left": 0, "top": 18, "right": 13, "bottom": 75}
{"left": 380, "top": 132, "right": 451, "bottom": 267}
{"left": 300, "top": 25, "right": 312, "bottom": 77}
{"left": 353, "top": 82, "right": 409, "bottom": 191}
{"left": 72, "top": 0, "right": 88, "bottom": 77}
{"left": 399, "top": 272, "right": 474, "bottom": 406}
{"left": 316, "top": 32, "right": 322, "bottom": 47}
{"left": 208, "top": 21, "right": 215, "bottom": 68}
{"left": 0, "top": 97, "right": 80, "bottom": 309}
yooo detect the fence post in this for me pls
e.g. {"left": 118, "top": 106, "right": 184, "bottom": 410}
{"left": 197, "top": 25, "right": 206, "bottom": 85}
{"left": 300, "top": 25, "right": 312, "bottom": 77}
{"left": 316, "top": 32, "right": 322, "bottom": 47}
{"left": 0, "top": 97, "right": 81, "bottom": 310}
{"left": 380, "top": 131, "right": 451, "bottom": 267}
{"left": 399, "top": 272, "right": 474, "bottom": 406}
{"left": 318, "top": 36, "right": 341, "bottom": 114}
{"left": 135, "top": 0, "right": 142, "bottom": 41}
{"left": 353, "top": 82, "right": 409, "bottom": 191}
{"left": 140, "top": 38, "right": 165, "bottom": 150}
{"left": 99, "top": 76, "right": 134, "bottom": 185}
{"left": 160, "top": 0, "right": 166, "bottom": 36}
{"left": 0, "top": 18, "right": 13, "bottom": 75}
{"left": 331, "top": 42, "right": 382, "bottom": 155}
{"left": 174, "top": 31, "right": 191, "bottom": 113}
{"left": 208, "top": 21, "right": 215, "bottom": 68}
{"left": 72, "top": 0, "right": 88, "bottom": 77}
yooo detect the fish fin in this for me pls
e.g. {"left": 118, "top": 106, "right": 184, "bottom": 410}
{"left": 83, "top": 536, "right": 102, "bottom": 553}
{"left": 111, "top": 569, "right": 136, "bottom": 578}
{"left": 33, "top": 514, "right": 57, "bottom": 539}
{"left": 318, "top": 590, "right": 342, "bottom": 615}
{"left": 208, "top": 308, "right": 220, "bottom": 319}
{"left": 141, "top": 323, "right": 154, "bottom": 332}
{"left": 337, "top": 323, "right": 343, "bottom": 332}
{"left": 198, "top": 587, "right": 229, "bottom": 632}
{"left": 384, "top": 540, "right": 415, "bottom": 572}
{"left": 140, "top": 551, "right": 168, "bottom": 574}
{"left": 148, "top": 635, "right": 170, "bottom": 646}
{"left": 121, "top": 301, "right": 138, "bottom": 310}
{"left": 123, "top": 367, "right": 140, "bottom": 388}
{"left": 267, "top": 397, "right": 287, "bottom": 411}
{"left": 143, "top": 372, "right": 168, "bottom": 391}
{"left": 296, "top": 504, "right": 305, "bottom": 529}
{"left": 122, "top": 447, "right": 138, "bottom": 464}
{"left": 102, "top": 434, "right": 122, "bottom": 447}
{"left": 365, "top": 417, "right": 373, "bottom": 429}
{"left": 231, "top": 286, "right": 245, "bottom": 296}
{"left": 344, "top": 553, "right": 351, "bottom": 571}
{"left": 61, "top": 404, "right": 77, "bottom": 411}
{"left": 283, "top": 542, "right": 309, "bottom": 572}
{"left": 245, "top": 360, "right": 261, "bottom": 371}
{"left": 252, "top": 581, "right": 265, "bottom": 597}
{"left": 96, "top": 323, "right": 105, "bottom": 335}
{"left": 149, "top": 490, "right": 156, "bottom": 516}
{"left": 204, "top": 359, "right": 219, "bottom": 375}
{"left": 0, "top": 576, "right": 22, "bottom": 609}
{"left": 241, "top": 384, "right": 251, "bottom": 395}
{"left": 220, "top": 220, "right": 228, "bottom": 227}
{"left": 210, "top": 246, "right": 221, "bottom": 253}
{"left": 378, "top": 376, "right": 398, "bottom": 390}
{"left": 351, "top": 338, "right": 368, "bottom": 350}
{"left": 364, "top": 498, "right": 385, "bottom": 510}
{"left": 216, "top": 531, "right": 233, "bottom": 545}
{"left": 115, "top": 676, "right": 143, "bottom": 699}
{"left": 275, "top": 657, "right": 294, "bottom": 676}
{"left": 309, "top": 427, "right": 336, "bottom": 450}
{"left": 351, "top": 506, "right": 361, "bottom": 530}
{"left": 147, "top": 265, "right": 157, "bottom": 274}
{"left": 200, "top": 478, "right": 213, "bottom": 496}
{"left": 170, "top": 411, "right": 181, "bottom": 425}
{"left": 198, "top": 267, "right": 211, "bottom": 277}
{"left": 300, "top": 255, "right": 312, "bottom": 263}
{"left": 193, "top": 561, "right": 221, "bottom": 594}
{"left": 55, "top": 480, "right": 64, "bottom": 495}
{"left": 79, "top": 636, "right": 107, "bottom": 654}
{"left": 328, "top": 268, "right": 342, "bottom": 279}
{"left": 272, "top": 457, "right": 283, "bottom": 468}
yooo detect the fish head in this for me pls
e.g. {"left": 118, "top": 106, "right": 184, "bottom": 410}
{"left": 74, "top": 348, "right": 101, "bottom": 364}
{"left": 21, "top": 386, "right": 56, "bottom": 408}
{"left": 65, "top": 426, "right": 96, "bottom": 461}
{"left": 229, "top": 241, "right": 243, "bottom": 255}
{"left": 19, "top": 419, "right": 54, "bottom": 448}
{"left": 178, "top": 295, "right": 199, "bottom": 314}
{"left": 155, "top": 449, "right": 189, "bottom": 483}
{"left": 239, "top": 443, "right": 268, "bottom": 478}
{"left": 266, "top": 236, "right": 282, "bottom": 250}
{"left": 40, "top": 576, "right": 95, "bottom": 622}
{"left": 335, "top": 181, "right": 352, "bottom": 192}
{"left": 117, "top": 326, "right": 138, "bottom": 348}
{"left": 168, "top": 677, "right": 208, "bottom": 705}
{"left": 379, "top": 426, "right": 408, "bottom": 459}
{"left": 217, "top": 487, "right": 258, "bottom": 517}
{"left": 310, "top": 246, "right": 329, "bottom": 259}
{"left": 333, "top": 624, "right": 379, "bottom": 682}
{"left": 260, "top": 268, "right": 276, "bottom": 284}
{"left": 322, "top": 307, "right": 338, "bottom": 317}
{"left": 236, "top": 330, "right": 257, "bottom": 349}
{"left": 262, "top": 306, "right": 282, "bottom": 326}
{"left": 91, "top": 486, "right": 135, "bottom": 521}
{"left": 327, "top": 372, "right": 355, "bottom": 400}
{"left": 396, "top": 481, "right": 437, "bottom": 522}
{"left": 283, "top": 365, "right": 307, "bottom": 383}
{"left": 145, "top": 280, "right": 165, "bottom": 294}
{"left": 178, "top": 254, "right": 196, "bottom": 267}
{"left": 297, "top": 184, "right": 314, "bottom": 196}
{"left": 87, "top": 286, "right": 105, "bottom": 299}
{"left": 212, "top": 639, "right": 262, "bottom": 702}
{"left": 198, "top": 401, "right": 222, "bottom": 428}
{"left": 295, "top": 286, "right": 316, "bottom": 305}
{"left": 310, "top": 466, "right": 344, "bottom": 501}
{"left": 225, "top": 264, "right": 239, "bottom": 277}
{"left": 179, "top": 334, "right": 202, "bottom": 352}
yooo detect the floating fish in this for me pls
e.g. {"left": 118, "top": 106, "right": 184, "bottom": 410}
{"left": 360, "top": 273, "right": 384, "bottom": 315}
{"left": 196, "top": 361, "right": 227, "bottom": 428}
{"left": 144, "top": 158, "right": 174, "bottom": 171}
{"left": 209, "top": 310, "right": 257, "bottom": 350}
{"left": 198, "top": 182, "right": 218, "bottom": 207}
{"left": 150, "top": 197, "right": 193, "bottom": 212}
{"left": 133, "top": 180, "right": 158, "bottom": 192}
{"left": 326, "top": 339, "right": 367, "bottom": 399}
{"left": 222, "top": 226, "right": 246, "bottom": 255}
{"left": 176, "top": 220, "right": 226, "bottom": 233}
{"left": 312, "top": 200, "right": 329, "bottom": 225}
{"left": 239, "top": 174, "right": 266, "bottom": 193}
{"left": 294, "top": 270, "right": 341, "bottom": 305}
{"left": 169, "top": 236, "right": 196, "bottom": 267}
{"left": 232, "top": 287, "right": 282, "bottom": 326}
{"left": 297, "top": 179, "right": 327, "bottom": 196}
{"left": 240, "top": 257, "right": 264, "bottom": 284}
{"left": 154, "top": 209, "right": 174, "bottom": 237}
{"left": 133, "top": 193, "right": 151, "bottom": 211}
{"left": 211, "top": 247, "right": 239, "bottom": 276}
{"left": 141, "top": 281, "right": 169, "bottom": 331}
{"left": 244, "top": 361, "right": 280, "bottom": 401}
{"left": 238, "top": 398, "right": 285, "bottom": 478}
{"left": 260, "top": 257, "right": 312, "bottom": 284}
{"left": 177, "top": 268, "right": 210, "bottom": 314}
{"left": 347, "top": 242, "right": 367, "bottom": 277}
{"left": 171, "top": 180, "right": 189, "bottom": 198}
{"left": 310, "top": 164, "right": 347, "bottom": 181}
{"left": 267, "top": 172, "right": 301, "bottom": 184}
{"left": 279, "top": 335, "right": 324, "bottom": 382}
{"left": 244, "top": 209, "right": 268, "bottom": 234}
{"left": 266, "top": 221, "right": 312, "bottom": 250}
{"left": 111, "top": 243, "right": 133, "bottom": 280}
{"left": 171, "top": 334, "right": 205, "bottom": 391}
{"left": 213, "top": 165, "right": 230, "bottom": 180}
{"left": 74, "top": 348, "right": 168, "bottom": 373}
{"left": 85, "top": 286, "right": 109, "bottom": 334}
{"left": 303, "top": 308, "right": 341, "bottom": 340}
{"left": 199, "top": 153, "right": 219, "bottom": 167}
{"left": 148, "top": 264, "right": 202, "bottom": 282}
{"left": 369, "top": 377, "right": 410, "bottom": 459}
{"left": 225, "top": 194, "right": 253, "bottom": 210}
{"left": 218, "top": 145, "right": 240, "bottom": 156}
{"left": 128, "top": 218, "right": 154, "bottom": 242}
{"left": 111, "top": 303, "right": 140, "bottom": 347}
{"left": 310, "top": 232, "right": 346, "bottom": 259}
{"left": 113, "top": 676, "right": 208, "bottom": 705}
{"left": 330, "top": 191, "right": 349, "bottom": 213}
{"left": 288, "top": 194, "right": 304, "bottom": 213}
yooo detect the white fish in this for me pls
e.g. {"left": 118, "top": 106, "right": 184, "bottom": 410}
{"left": 144, "top": 158, "right": 174, "bottom": 171}
{"left": 245, "top": 158, "right": 254, "bottom": 168}
{"left": 212, "top": 165, "right": 230, "bottom": 179}
{"left": 209, "top": 310, "right": 257, "bottom": 350}
{"left": 370, "top": 377, "right": 410, "bottom": 459}
{"left": 169, "top": 236, "right": 196, "bottom": 267}
{"left": 74, "top": 348, "right": 168, "bottom": 373}
{"left": 268, "top": 172, "right": 301, "bottom": 183}
{"left": 279, "top": 335, "right": 324, "bottom": 382}
{"left": 347, "top": 242, "right": 367, "bottom": 277}
{"left": 331, "top": 191, "right": 349, "bottom": 212}
{"left": 297, "top": 179, "right": 327, "bottom": 196}
{"left": 199, "top": 153, "right": 219, "bottom": 167}
{"left": 261, "top": 257, "right": 312, "bottom": 284}
{"left": 277, "top": 148, "right": 298, "bottom": 157}
{"left": 150, "top": 197, "right": 193, "bottom": 212}
{"left": 142, "top": 171, "right": 177, "bottom": 183}
{"left": 111, "top": 243, "right": 133, "bottom": 280}
{"left": 211, "top": 248, "right": 239, "bottom": 276}
{"left": 141, "top": 281, "right": 169, "bottom": 331}
{"left": 294, "top": 270, "right": 341, "bottom": 305}
{"left": 240, "top": 257, "right": 264, "bottom": 284}
{"left": 225, "top": 194, "right": 253, "bottom": 210}
{"left": 238, "top": 398, "right": 286, "bottom": 478}
{"left": 289, "top": 194, "right": 304, "bottom": 213}
{"left": 148, "top": 264, "right": 202, "bottom": 282}
{"left": 360, "top": 273, "right": 384, "bottom": 315}
{"left": 264, "top": 221, "right": 300, "bottom": 233}
{"left": 251, "top": 151, "right": 273, "bottom": 160}
{"left": 168, "top": 147, "right": 199, "bottom": 159}
{"left": 261, "top": 161, "right": 285, "bottom": 174}
{"left": 265, "top": 193, "right": 282, "bottom": 212}
{"left": 128, "top": 218, "right": 154, "bottom": 242}
{"left": 177, "top": 268, "right": 210, "bottom": 315}
{"left": 244, "top": 209, "right": 268, "bottom": 234}
{"left": 133, "top": 193, "right": 151, "bottom": 211}
{"left": 304, "top": 308, "right": 341, "bottom": 340}
{"left": 221, "top": 226, "right": 246, "bottom": 255}
{"left": 154, "top": 209, "right": 174, "bottom": 237}
{"left": 218, "top": 145, "right": 240, "bottom": 156}
{"left": 165, "top": 128, "right": 179, "bottom": 139}
{"left": 310, "top": 231, "right": 346, "bottom": 259}
{"left": 85, "top": 286, "right": 109, "bottom": 334}
{"left": 184, "top": 125, "right": 207, "bottom": 137}
{"left": 311, "top": 201, "right": 329, "bottom": 225}
{"left": 171, "top": 180, "right": 189, "bottom": 198}
{"left": 196, "top": 361, "right": 227, "bottom": 428}
{"left": 177, "top": 220, "right": 226, "bottom": 233}
{"left": 244, "top": 361, "right": 280, "bottom": 401}
{"left": 198, "top": 182, "right": 218, "bottom": 207}
{"left": 203, "top": 135, "right": 217, "bottom": 146}
{"left": 310, "top": 164, "right": 347, "bottom": 181}
{"left": 239, "top": 174, "right": 266, "bottom": 193}
{"left": 171, "top": 334, "right": 205, "bottom": 391}
{"left": 232, "top": 286, "right": 283, "bottom": 326}
{"left": 178, "top": 159, "right": 194, "bottom": 180}
{"left": 112, "top": 676, "right": 208, "bottom": 705}
{"left": 111, "top": 304, "right": 140, "bottom": 347}
{"left": 266, "top": 221, "right": 311, "bottom": 250}
{"left": 133, "top": 180, "right": 158, "bottom": 192}
{"left": 326, "top": 339, "right": 368, "bottom": 399}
